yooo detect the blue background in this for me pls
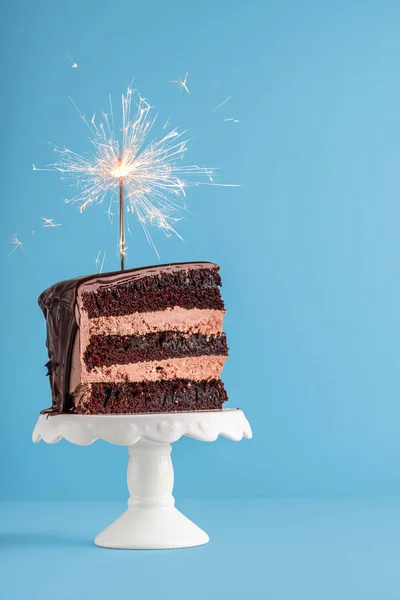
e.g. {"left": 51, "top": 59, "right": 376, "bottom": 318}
{"left": 2, "top": 0, "right": 400, "bottom": 502}
{"left": 3, "top": 1, "right": 400, "bottom": 598}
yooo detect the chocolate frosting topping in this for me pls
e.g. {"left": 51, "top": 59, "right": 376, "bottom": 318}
{"left": 38, "top": 262, "right": 219, "bottom": 414}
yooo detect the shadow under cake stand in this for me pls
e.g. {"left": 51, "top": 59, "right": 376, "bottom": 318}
{"left": 32, "top": 408, "right": 252, "bottom": 550}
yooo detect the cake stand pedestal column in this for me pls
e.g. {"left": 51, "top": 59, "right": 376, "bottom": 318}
{"left": 32, "top": 408, "right": 252, "bottom": 550}
{"left": 96, "top": 439, "right": 209, "bottom": 549}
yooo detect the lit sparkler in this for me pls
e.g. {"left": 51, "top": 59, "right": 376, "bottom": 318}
{"left": 34, "top": 87, "right": 238, "bottom": 268}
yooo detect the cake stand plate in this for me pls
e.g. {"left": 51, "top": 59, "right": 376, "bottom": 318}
{"left": 32, "top": 408, "right": 252, "bottom": 550}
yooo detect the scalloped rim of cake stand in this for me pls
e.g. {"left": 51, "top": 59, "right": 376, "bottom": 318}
{"left": 32, "top": 407, "right": 252, "bottom": 446}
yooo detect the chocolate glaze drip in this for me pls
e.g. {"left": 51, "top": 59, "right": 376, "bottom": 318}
{"left": 38, "top": 262, "right": 220, "bottom": 414}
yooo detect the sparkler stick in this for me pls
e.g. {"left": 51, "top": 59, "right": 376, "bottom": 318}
{"left": 118, "top": 157, "right": 125, "bottom": 270}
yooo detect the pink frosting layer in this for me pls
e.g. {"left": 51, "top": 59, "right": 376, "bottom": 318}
{"left": 88, "top": 308, "right": 225, "bottom": 337}
{"left": 81, "top": 355, "right": 227, "bottom": 384}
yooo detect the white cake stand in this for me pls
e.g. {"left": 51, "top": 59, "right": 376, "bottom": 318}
{"left": 32, "top": 408, "right": 252, "bottom": 550}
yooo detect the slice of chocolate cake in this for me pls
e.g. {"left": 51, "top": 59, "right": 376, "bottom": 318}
{"left": 39, "top": 262, "right": 229, "bottom": 414}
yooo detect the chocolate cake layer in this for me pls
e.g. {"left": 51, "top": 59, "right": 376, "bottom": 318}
{"left": 82, "top": 267, "right": 223, "bottom": 318}
{"left": 84, "top": 332, "right": 228, "bottom": 370}
{"left": 76, "top": 379, "right": 228, "bottom": 414}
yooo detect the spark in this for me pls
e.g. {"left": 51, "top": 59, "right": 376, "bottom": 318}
{"left": 163, "top": 118, "right": 170, "bottom": 130}
{"left": 79, "top": 198, "right": 94, "bottom": 213}
{"left": 8, "top": 234, "right": 24, "bottom": 255}
{"left": 169, "top": 72, "right": 190, "bottom": 94}
{"left": 95, "top": 250, "right": 107, "bottom": 273}
{"left": 66, "top": 54, "right": 78, "bottom": 68}
{"left": 225, "top": 118, "right": 239, "bottom": 123}
{"left": 203, "top": 165, "right": 214, "bottom": 183}
{"left": 105, "top": 199, "right": 114, "bottom": 223}
{"left": 41, "top": 217, "right": 61, "bottom": 228}
{"left": 212, "top": 96, "right": 231, "bottom": 112}
{"left": 100, "top": 251, "right": 106, "bottom": 273}
{"left": 35, "top": 87, "right": 238, "bottom": 257}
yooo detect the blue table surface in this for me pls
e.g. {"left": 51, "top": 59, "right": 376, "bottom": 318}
{"left": 1, "top": 498, "right": 400, "bottom": 600}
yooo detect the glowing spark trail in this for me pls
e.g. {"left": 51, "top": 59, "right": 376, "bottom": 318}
{"left": 95, "top": 250, "right": 107, "bottom": 273}
{"left": 41, "top": 217, "right": 61, "bottom": 228}
{"left": 212, "top": 96, "right": 231, "bottom": 112}
{"left": 66, "top": 54, "right": 78, "bottom": 68}
{"left": 105, "top": 201, "right": 114, "bottom": 223}
{"left": 170, "top": 73, "right": 190, "bottom": 94}
{"left": 225, "top": 118, "right": 239, "bottom": 123}
{"left": 35, "top": 87, "right": 238, "bottom": 265}
{"left": 8, "top": 234, "right": 24, "bottom": 255}
{"left": 203, "top": 166, "right": 214, "bottom": 183}
{"left": 100, "top": 252, "right": 106, "bottom": 273}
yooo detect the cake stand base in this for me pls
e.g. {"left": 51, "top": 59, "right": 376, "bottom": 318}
{"left": 95, "top": 506, "right": 209, "bottom": 550}
{"left": 33, "top": 409, "right": 252, "bottom": 550}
